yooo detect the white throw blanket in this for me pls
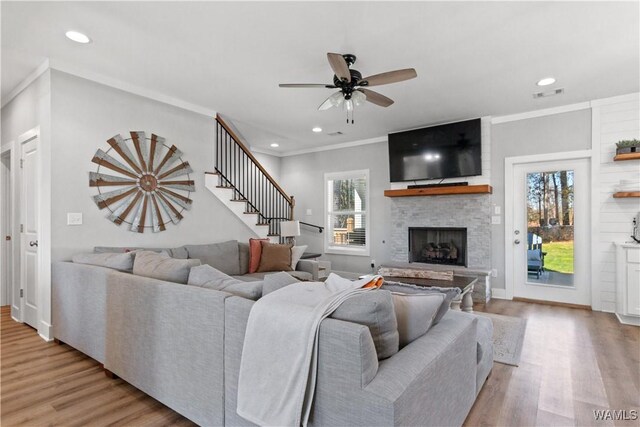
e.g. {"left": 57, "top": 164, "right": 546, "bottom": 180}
{"left": 237, "top": 273, "right": 383, "bottom": 427}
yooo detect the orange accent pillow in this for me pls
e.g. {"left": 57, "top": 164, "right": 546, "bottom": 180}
{"left": 362, "top": 277, "right": 384, "bottom": 289}
{"left": 249, "top": 238, "right": 269, "bottom": 273}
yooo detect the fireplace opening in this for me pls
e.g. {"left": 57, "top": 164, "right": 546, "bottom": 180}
{"left": 409, "top": 227, "right": 467, "bottom": 267}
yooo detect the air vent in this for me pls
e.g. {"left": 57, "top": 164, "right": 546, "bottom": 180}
{"left": 533, "top": 88, "right": 564, "bottom": 99}
{"left": 327, "top": 131, "right": 343, "bottom": 136}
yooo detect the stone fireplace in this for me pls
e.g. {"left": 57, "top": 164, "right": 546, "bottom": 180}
{"left": 389, "top": 193, "right": 492, "bottom": 302}
{"left": 409, "top": 227, "right": 467, "bottom": 267}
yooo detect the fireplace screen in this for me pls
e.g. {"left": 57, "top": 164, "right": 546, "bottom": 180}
{"left": 409, "top": 227, "right": 467, "bottom": 267}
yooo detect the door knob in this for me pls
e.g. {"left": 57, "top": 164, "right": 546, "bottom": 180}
{"left": 514, "top": 239, "right": 521, "bottom": 245}
{"left": 29, "top": 240, "right": 38, "bottom": 247}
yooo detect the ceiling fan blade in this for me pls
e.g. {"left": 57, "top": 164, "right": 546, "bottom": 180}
{"left": 318, "top": 91, "right": 344, "bottom": 110}
{"left": 358, "top": 68, "right": 417, "bottom": 87}
{"left": 327, "top": 53, "right": 351, "bottom": 82}
{"left": 359, "top": 89, "right": 394, "bottom": 107}
{"left": 279, "top": 84, "right": 336, "bottom": 88}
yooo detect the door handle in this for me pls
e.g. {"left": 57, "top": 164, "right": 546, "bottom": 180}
{"left": 29, "top": 240, "right": 38, "bottom": 247}
{"left": 514, "top": 239, "right": 521, "bottom": 245}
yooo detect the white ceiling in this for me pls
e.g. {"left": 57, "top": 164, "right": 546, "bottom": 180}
{"left": 2, "top": 1, "right": 639, "bottom": 153}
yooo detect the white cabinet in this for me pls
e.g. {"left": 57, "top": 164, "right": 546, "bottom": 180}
{"left": 616, "top": 243, "right": 640, "bottom": 325}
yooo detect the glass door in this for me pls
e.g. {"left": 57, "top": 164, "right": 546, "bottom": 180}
{"left": 511, "top": 158, "right": 590, "bottom": 306}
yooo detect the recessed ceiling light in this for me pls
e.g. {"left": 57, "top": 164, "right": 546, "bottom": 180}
{"left": 270, "top": 143, "right": 279, "bottom": 148}
{"left": 312, "top": 127, "right": 322, "bottom": 133}
{"left": 536, "top": 77, "right": 556, "bottom": 86}
{"left": 65, "top": 30, "right": 91, "bottom": 44}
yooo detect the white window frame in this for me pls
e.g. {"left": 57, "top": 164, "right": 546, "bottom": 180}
{"left": 324, "top": 169, "right": 370, "bottom": 256}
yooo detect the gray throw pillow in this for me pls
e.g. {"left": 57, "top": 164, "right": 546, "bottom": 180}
{"left": 331, "top": 290, "right": 399, "bottom": 360}
{"left": 382, "top": 282, "right": 461, "bottom": 325}
{"left": 262, "top": 272, "right": 300, "bottom": 296}
{"left": 72, "top": 252, "right": 135, "bottom": 272}
{"left": 184, "top": 241, "right": 240, "bottom": 275}
{"left": 188, "top": 264, "right": 262, "bottom": 300}
{"left": 133, "top": 251, "right": 200, "bottom": 284}
{"left": 391, "top": 292, "right": 445, "bottom": 347}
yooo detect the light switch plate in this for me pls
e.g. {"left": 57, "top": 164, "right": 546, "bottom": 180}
{"left": 494, "top": 206, "right": 501, "bottom": 215}
{"left": 491, "top": 215, "right": 501, "bottom": 225}
{"left": 67, "top": 213, "right": 83, "bottom": 225}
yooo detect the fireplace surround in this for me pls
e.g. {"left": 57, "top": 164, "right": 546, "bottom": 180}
{"left": 409, "top": 227, "right": 467, "bottom": 267}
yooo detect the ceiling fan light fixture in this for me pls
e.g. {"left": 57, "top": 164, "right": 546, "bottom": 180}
{"left": 352, "top": 90, "right": 366, "bottom": 106}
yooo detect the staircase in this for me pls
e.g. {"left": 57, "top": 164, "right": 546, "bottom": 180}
{"left": 205, "top": 114, "right": 294, "bottom": 242}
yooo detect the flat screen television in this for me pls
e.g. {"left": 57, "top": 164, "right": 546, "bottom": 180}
{"left": 388, "top": 118, "right": 482, "bottom": 182}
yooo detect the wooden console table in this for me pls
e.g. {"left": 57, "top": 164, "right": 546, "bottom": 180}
{"left": 383, "top": 275, "right": 477, "bottom": 313}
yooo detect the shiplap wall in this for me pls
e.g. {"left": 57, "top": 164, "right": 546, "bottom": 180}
{"left": 592, "top": 93, "right": 640, "bottom": 312}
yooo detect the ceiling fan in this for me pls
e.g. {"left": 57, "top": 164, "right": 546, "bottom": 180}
{"left": 279, "top": 53, "right": 417, "bottom": 123}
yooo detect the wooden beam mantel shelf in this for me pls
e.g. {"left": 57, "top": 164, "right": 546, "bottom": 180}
{"left": 613, "top": 152, "right": 640, "bottom": 161}
{"left": 613, "top": 191, "right": 640, "bottom": 198}
{"left": 384, "top": 184, "right": 492, "bottom": 198}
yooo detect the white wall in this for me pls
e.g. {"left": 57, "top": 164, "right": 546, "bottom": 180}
{"left": 50, "top": 70, "right": 256, "bottom": 261}
{"left": 490, "top": 109, "right": 592, "bottom": 291}
{"left": 252, "top": 151, "right": 281, "bottom": 183}
{"left": 1, "top": 70, "right": 52, "bottom": 338}
{"left": 591, "top": 93, "right": 640, "bottom": 312}
{"left": 280, "top": 142, "right": 391, "bottom": 273}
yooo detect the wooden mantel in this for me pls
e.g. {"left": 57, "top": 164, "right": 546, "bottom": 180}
{"left": 384, "top": 184, "right": 493, "bottom": 198}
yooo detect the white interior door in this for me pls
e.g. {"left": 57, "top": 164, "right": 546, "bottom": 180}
{"left": 1, "top": 151, "right": 12, "bottom": 307}
{"left": 510, "top": 158, "right": 590, "bottom": 306}
{"left": 20, "top": 136, "right": 39, "bottom": 328}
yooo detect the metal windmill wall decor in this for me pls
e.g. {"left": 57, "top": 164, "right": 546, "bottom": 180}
{"left": 90, "top": 132, "right": 194, "bottom": 233}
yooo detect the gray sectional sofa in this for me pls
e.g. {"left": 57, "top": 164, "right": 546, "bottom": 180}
{"left": 52, "top": 246, "right": 493, "bottom": 427}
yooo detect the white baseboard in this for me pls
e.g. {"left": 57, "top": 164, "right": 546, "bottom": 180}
{"left": 615, "top": 313, "right": 640, "bottom": 327}
{"left": 38, "top": 321, "right": 53, "bottom": 341}
{"left": 491, "top": 288, "right": 508, "bottom": 300}
{"left": 11, "top": 315, "right": 21, "bottom": 323}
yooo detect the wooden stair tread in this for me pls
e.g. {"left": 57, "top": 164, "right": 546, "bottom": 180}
{"left": 204, "top": 171, "right": 220, "bottom": 175}
{"left": 230, "top": 199, "right": 248, "bottom": 202}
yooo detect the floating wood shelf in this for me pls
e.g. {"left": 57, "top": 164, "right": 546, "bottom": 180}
{"left": 613, "top": 191, "right": 640, "bottom": 198}
{"left": 384, "top": 184, "right": 492, "bottom": 198}
{"left": 613, "top": 152, "right": 640, "bottom": 161}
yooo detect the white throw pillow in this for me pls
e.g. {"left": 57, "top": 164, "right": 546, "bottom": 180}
{"left": 72, "top": 252, "right": 135, "bottom": 272}
{"left": 290, "top": 245, "right": 308, "bottom": 270}
{"left": 391, "top": 292, "right": 445, "bottom": 347}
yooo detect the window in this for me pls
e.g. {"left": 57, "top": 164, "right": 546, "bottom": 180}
{"left": 324, "top": 169, "right": 369, "bottom": 256}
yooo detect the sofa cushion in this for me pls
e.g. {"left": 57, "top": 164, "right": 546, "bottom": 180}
{"left": 257, "top": 242, "right": 293, "bottom": 272}
{"left": 93, "top": 246, "right": 187, "bottom": 259}
{"left": 382, "top": 281, "right": 461, "bottom": 326}
{"left": 188, "top": 264, "right": 262, "bottom": 300}
{"left": 262, "top": 272, "right": 300, "bottom": 296}
{"left": 290, "top": 245, "right": 308, "bottom": 270}
{"left": 72, "top": 252, "right": 135, "bottom": 272}
{"left": 391, "top": 292, "right": 445, "bottom": 347}
{"left": 133, "top": 250, "right": 201, "bottom": 284}
{"left": 238, "top": 242, "right": 250, "bottom": 275}
{"left": 249, "top": 238, "right": 269, "bottom": 274}
{"left": 184, "top": 241, "right": 240, "bottom": 276}
{"left": 235, "top": 270, "right": 313, "bottom": 282}
{"left": 331, "top": 290, "right": 399, "bottom": 359}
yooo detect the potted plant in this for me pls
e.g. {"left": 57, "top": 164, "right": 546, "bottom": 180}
{"left": 616, "top": 139, "right": 640, "bottom": 154}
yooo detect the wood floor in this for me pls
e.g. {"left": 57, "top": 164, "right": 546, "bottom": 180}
{"left": 1, "top": 302, "right": 638, "bottom": 427}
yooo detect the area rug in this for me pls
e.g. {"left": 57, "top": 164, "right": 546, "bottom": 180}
{"left": 476, "top": 312, "right": 527, "bottom": 366}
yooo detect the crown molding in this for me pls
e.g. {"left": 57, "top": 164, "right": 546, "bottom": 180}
{"left": 279, "top": 135, "right": 388, "bottom": 157}
{"left": 491, "top": 101, "right": 591, "bottom": 124}
{"left": 1, "top": 59, "right": 50, "bottom": 108}
{"left": 49, "top": 59, "right": 217, "bottom": 117}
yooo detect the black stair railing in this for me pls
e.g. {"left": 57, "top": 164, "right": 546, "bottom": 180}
{"left": 215, "top": 114, "right": 294, "bottom": 238}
